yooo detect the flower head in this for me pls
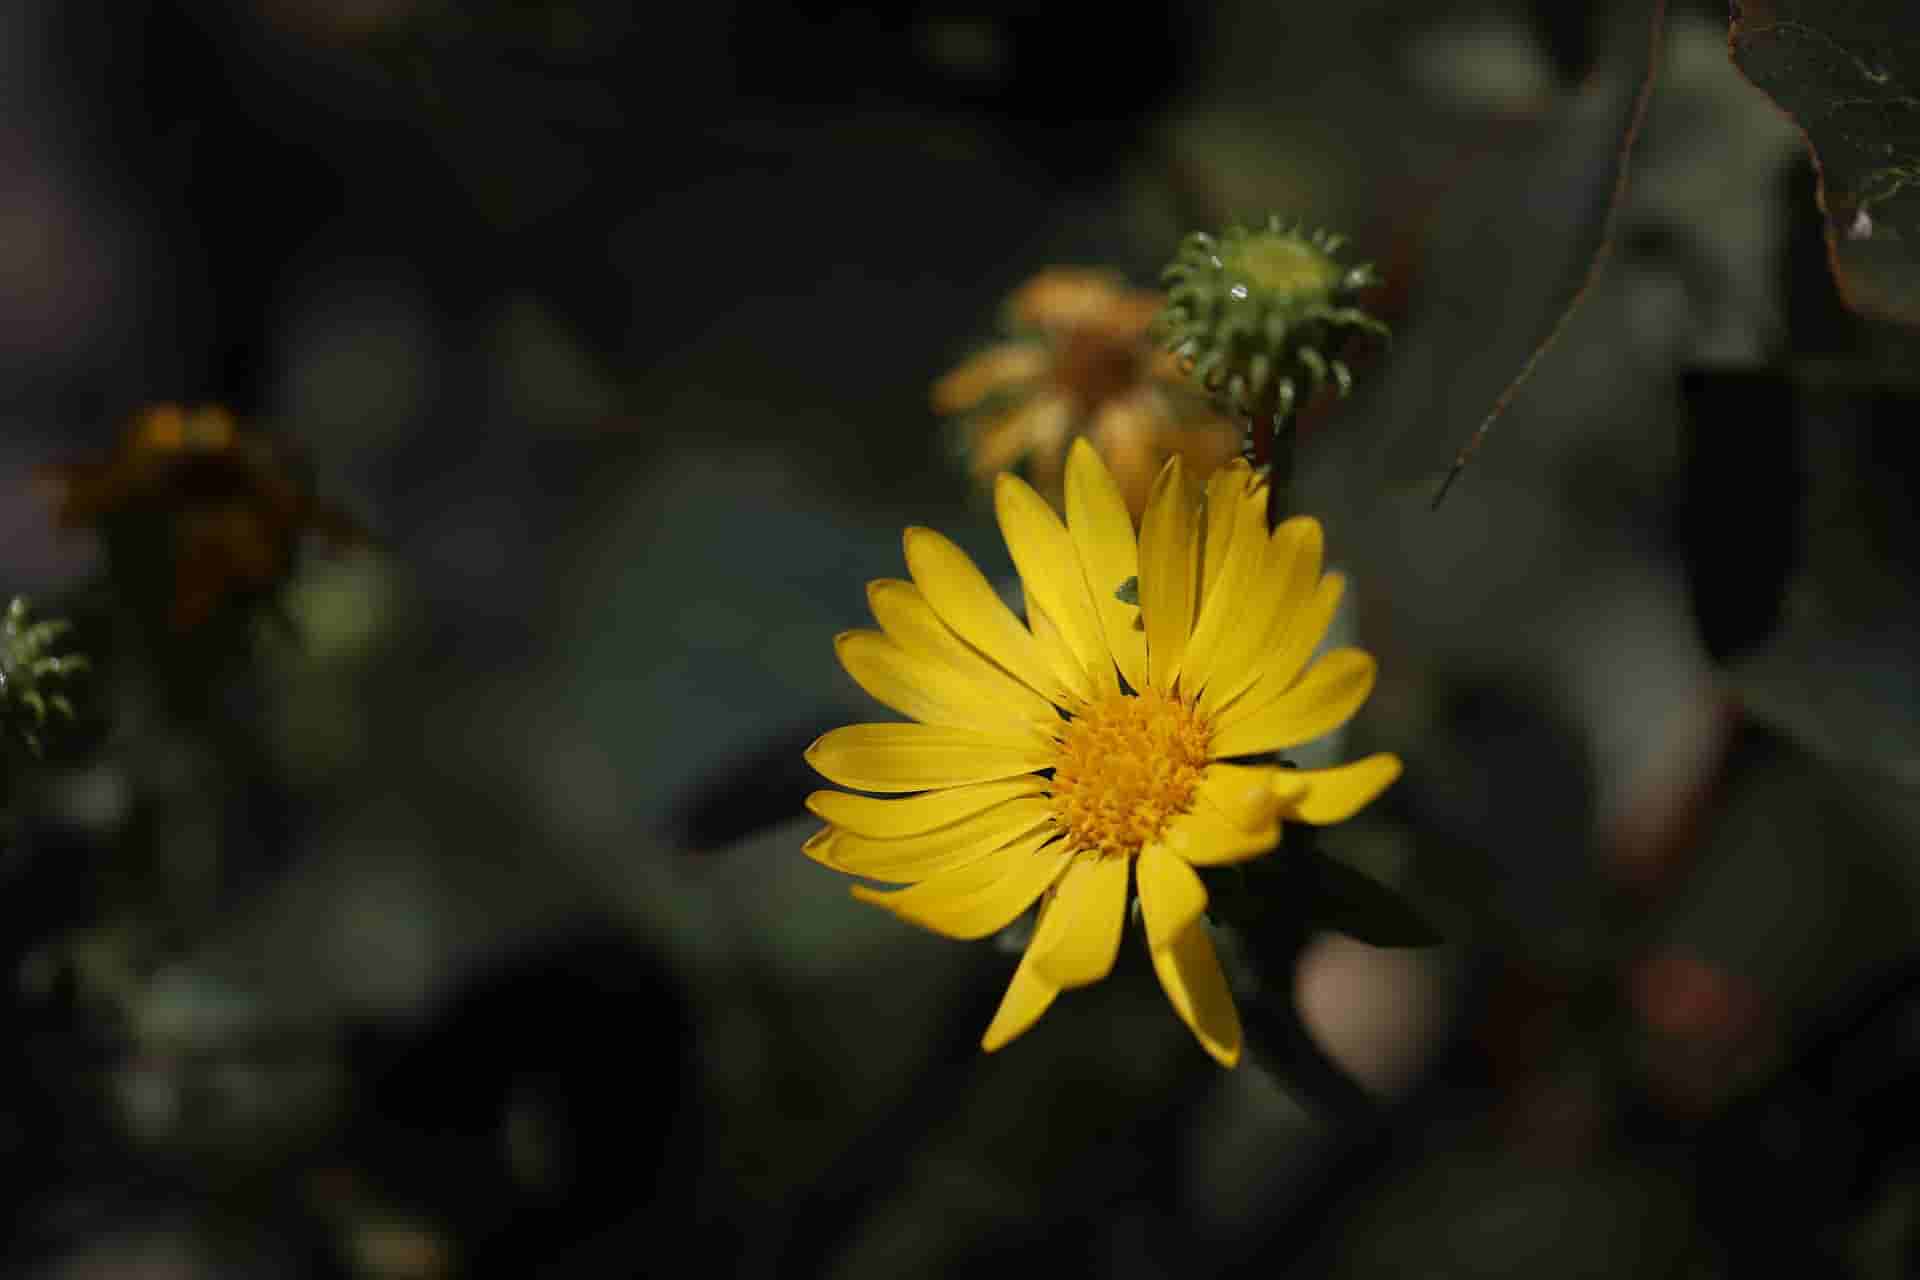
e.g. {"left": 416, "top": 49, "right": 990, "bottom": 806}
{"left": 44, "top": 405, "right": 365, "bottom": 631}
{"left": 1156, "top": 218, "right": 1387, "bottom": 417}
{"left": 804, "top": 441, "right": 1400, "bottom": 1065}
{"left": 934, "top": 268, "right": 1242, "bottom": 519}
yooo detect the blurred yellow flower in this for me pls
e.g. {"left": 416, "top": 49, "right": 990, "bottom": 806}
{"left": 804, "top": 441, "right": 1399, "bottom": 1065}
{"left": 934, "top": 269, "right": 1242, "bottom": 519}
{"left": 45, "top": 405, "right": 364, "bottom": 631}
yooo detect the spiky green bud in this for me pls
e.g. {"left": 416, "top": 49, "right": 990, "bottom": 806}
{"left": 1154, "top": 216, "right": 1388, "bottom": 417}
{"left": 1, "top": 597, "right": 88, "bottom": 756}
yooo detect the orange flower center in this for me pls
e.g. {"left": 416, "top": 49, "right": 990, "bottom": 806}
{"left": 1049, "top": 687, "right": 1210, "bottom": 858}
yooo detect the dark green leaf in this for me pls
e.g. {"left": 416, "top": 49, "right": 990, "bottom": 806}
{"left": 1731, "top": 2, "right": 1920, "bottom": 328}
{"left": 1113, "top": 575, "right": 1139, "bottom": 606}
{"left": 1299, "top": 850, "right": 1444, "bottom": 948}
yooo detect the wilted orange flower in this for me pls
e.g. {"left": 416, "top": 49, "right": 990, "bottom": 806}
{"left": 45, "top": 404, "right": 364, "bottom": 630}
{"left": 934, "top": 269, "right": 1241, "bottom": 518}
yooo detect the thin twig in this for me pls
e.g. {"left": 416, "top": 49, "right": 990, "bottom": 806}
{"left": 1431, "top": 0, "right": 1669, "bottom": 510}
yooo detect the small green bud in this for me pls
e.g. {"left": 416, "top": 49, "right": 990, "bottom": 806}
{"left": 1154, "top": 216, "right": 1388, "bottom": 418}
{"left": 1, "top": 596, "right": 88, "bottom": 756}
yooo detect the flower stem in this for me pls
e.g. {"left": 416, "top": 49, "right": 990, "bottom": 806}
{"left": 1241, "top": 383, "right": 1295, "bottom": 531}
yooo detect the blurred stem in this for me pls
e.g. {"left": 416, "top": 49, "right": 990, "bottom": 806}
{"left": 1267, "top": 410, "right": 1296, "bottom": 531}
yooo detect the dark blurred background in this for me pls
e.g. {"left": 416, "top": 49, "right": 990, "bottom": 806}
{"left": 4, "top": 0, "right": 1920, "bottom": 1275}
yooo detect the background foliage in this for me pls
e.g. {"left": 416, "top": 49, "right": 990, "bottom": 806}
{"left": 3, "top": 0, "right": 1919, "bottom": 1276}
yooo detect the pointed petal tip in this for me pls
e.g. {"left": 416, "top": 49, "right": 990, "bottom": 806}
{"left": 801, "top": 828, "right": 845, "bottom": 870}
{"left": 1286, "top": 751, "right": 1404, "bottom": 825}
{"left": 900, "top": 525, "right": 940, "bottom": 560}
{"left": 864, "top": 576, "right": 908, "bottom": 607}
{"left": 991, "top": 469, "right": 1029, "bottom": 504}
{"left": 981, "top": 960, "right": 1060, "bottom": 1051}
{"left": 1275, "top": 513, "right": 1323, "bottom": 545}
{"left": 1150, "top": 921, "right": 1244, "bottom": 1067}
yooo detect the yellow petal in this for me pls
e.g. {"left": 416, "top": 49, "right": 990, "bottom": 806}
{"left": 834, "top": 630, "right": 1051, "bottom": 742}
{"left": 1136, "top": 843, "right": 1207, "bottom": 949}
{"left": 806, "top": 723, "right": 1054, "bottom": 793}
{"left": 1267, "top": 570, "right": 1343, "bottom": 680}
{"left": 1270, "top": 516, "right": 1326, "bottom": 625}
{"left": 1284, "top": 753, "right": 1403, "bottom": 825}
{"left": 997, "top": 472, "right": 1118, "bottom": 696}
{"left": 851, "top": 828, "right": 1071, "bottom": 939}
{"left": 805, "top": 776, "right": 1048, "bottom": 838}
{"left": 904, "top": 526, "right": 1086, "bottom": 708}
{"left": 1182, "top": 472, "right": 1272, "bottom": 700}
{"left": 1197, "top": 517, "right": 1323, "bottom": 718}
{"left": 1207, "top": 648, "right": 1376, "bottom": 760}
{"left": 1028, "top": 853, "right": 1129, "bottom": 989}
{"left": 981, "top": 904, "right": 1061, "bottom": 1052}
{"left": 1158, "top": 801, "right": 1280, "bottom": 867}
{"left": 1192, "top": 763, "right": 1294, "bottom": 831}
{"left": 1024, "top": 593, "right": 1105, "bottom": 713}
{"left": 1199, "top": 460, "right": 1253, "bottom": 603}
{"left": 1137, "top": 457, "right": 1197, "bottom": 692}
{"left": 1151, "top": 921, "right": 1242, "bottom": 1067}
{"left": 1063, "top": 438, "right": 1148, "bottom": 693}
{"left": 865, "top": 580, "right": 1060, "bottom": 730}
{"left": 932, "top": 343, "right": 1049, "bottom": 414}
{"left": 1212, "top": 572, "right": 1346, "bottom": 726}
{"left": 801, "top": 826, "right": 842, "bottom": 869}
{"left": 813, "top": 796, "right": 1054, "bottom": 881}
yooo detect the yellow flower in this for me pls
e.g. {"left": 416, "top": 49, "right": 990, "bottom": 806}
{"left": 933, "top": 269, "right": 1242, "bottom": 519}
{"left": 803, "top": 441, "right": 1400, "bottom": 1066}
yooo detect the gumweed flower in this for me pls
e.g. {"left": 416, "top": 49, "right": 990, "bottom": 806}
{"left": 804, "top": 441, "right": 1400, "bottom": 1065}
{"left": 44, "top": 405, "right": 364, "bottom": 631}
{"left": 933, "top": 268, "right": 1242, "bottom": 519}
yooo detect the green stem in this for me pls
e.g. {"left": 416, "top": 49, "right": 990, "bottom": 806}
{"left": 1266, "top": 408, "right": 1296, "bottom": 531}
{"left": 1241, "top": 383, "right": 1294, "bottom": 531}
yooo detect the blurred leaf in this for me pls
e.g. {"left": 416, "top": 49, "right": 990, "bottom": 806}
{"left": 1731, "top": 2, "right": 1920, "bottom": 328}
{"left": 1298, "top": 849, "right": 1445, "bottom": 949}
{"left": 1206, "top": 831, "right": 1444, "bottom": 950}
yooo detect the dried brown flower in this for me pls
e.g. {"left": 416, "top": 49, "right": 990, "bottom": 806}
{"left": 45, "top": 405, "right": 364, "bottom": 630}
{"left": 934, "top": 269, "right": 1241, "bottom": 519}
